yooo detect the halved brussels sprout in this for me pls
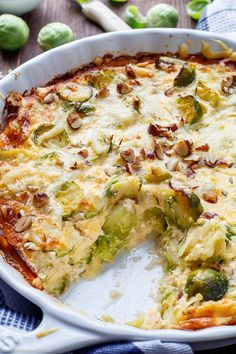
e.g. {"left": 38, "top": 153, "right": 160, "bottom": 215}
{"left": 145, "top": 165, "right": 171, "bottom": 184}
{"left": 104, "top": 176, "right": 141, "bottom": 199}
{"left": 177, "top": 95, "right": 203, "bottom": 125}
{"left": 163, "top": 189, "right": 203, "bottom": 230}
{"left": 185, "top": 268, "right": 228, "bottom": 301}
{"left": 55, "top": 181, "right": 84, "bottom": 220}
{"left": 174, "top": 64, "right": 196, "bottom": 87}
{"left": 97, "top": 200, "right": 137, "bottom": 262}
{"left": 144, "top": 207, "right": 167, "bottom": 235}
{"left": 58, "top": 83, "right": 93, "bottom": 102}
{"left": 86, "top": 69, "right": 115, "bottom": 89}
{"left": 102, "top": 200, "right": 137, "bottom": 238}
{"left": 196, "top": 81, "right": 220, "bottom": 108}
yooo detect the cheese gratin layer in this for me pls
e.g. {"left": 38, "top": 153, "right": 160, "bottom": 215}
{"left": 1, "top": 51, "right": 236, "bottom": 330}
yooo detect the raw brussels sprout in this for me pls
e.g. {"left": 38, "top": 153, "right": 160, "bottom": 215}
{"left": 187, "top": 0, "right": 211, "bottom": 21}
{"left": 185, "top": 268, "right": 228, "bottom": 301}
{"left": 0, "top": 14, "right": 29, "bottom": 51}
{"left": 58, "top": 83, "right": 93, "bottom": 102}
{"left": 86, "top": 69, "right": 116, "bottom": 89}
{"left": 177, "top": 95, "right": 203, "bottom": 125}
{"left": 174, "top": 64, "right": 196, "bottom": 87}
{"left": 97, "top": 200, "right": 137, "bottom": 262}
{"left": 164, "top": 189, "right": 203, "bottom": 230}
{"left": 146, "top": 3, "right": 179, "bottom": 28}
{"left": 196, "top": 81, "right": 220, "bottom": 108}
{"left": 123, "top": 5, "right": 147, "bottom": 29}
{"left": 145, "top": 165, "right": 171, "bottom": 184}
{"left": 37, "top": 22, "right": 75, "bottom": 51}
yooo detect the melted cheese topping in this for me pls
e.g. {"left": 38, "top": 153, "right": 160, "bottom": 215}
{"left": 1, "top": 53, "right": 236, "bottom": 329}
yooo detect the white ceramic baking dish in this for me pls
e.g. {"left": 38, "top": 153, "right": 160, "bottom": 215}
{"left": 0, "top": 29, "right": 236, "bottom": 354}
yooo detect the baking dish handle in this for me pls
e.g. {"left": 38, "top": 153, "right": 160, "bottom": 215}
{"left": 0, "top": 311, "right": 106, "bottom": 354}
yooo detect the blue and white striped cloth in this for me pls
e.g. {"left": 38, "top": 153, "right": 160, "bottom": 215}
{"left": 1, "top": 1, "right": 236, "bottom": 353}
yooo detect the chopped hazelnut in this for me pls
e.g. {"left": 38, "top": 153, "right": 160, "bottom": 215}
{"left": 33, "top": 193, "right": 49, "bottom": 208}
{"left": 175, "top": 140, "right": 192, "bottom": 157}
{"left": 67, "top": 112, "right": 82, "bottom": 130}
{"left": 15, "top": 216, "right": 32, "bottom": 233}
{"left": 116, "top": 83, "right": 133, "bottom": 94}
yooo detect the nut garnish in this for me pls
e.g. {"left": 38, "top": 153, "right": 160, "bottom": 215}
{"left": 67, "top": 113, "right": 82, "bottom": 130}
{"left": 120, "top": 148, "right": 135, "bottom": 163}
{"left": 33, "top": 193, "right": 49, "bottom": 208}
{"left": 130, "top": 160, "right": 142, "bottom": 170}
{"left": 148, "top": 123, "right": 175, "bottom": 140}
{"left": 78, "top": 149, "right": 89, "bottom": 158}
{"left": 202, "top": 190, "right": 218, "bottom": 204}
{"left": 146, "top": 151, "right": 156, "bottom": 160}
{"left": 15, "top": 216, "right": 32, "bottom": 233}
{"left": 125, "top": 65, "right": 137, "bottom": 79}
{"left": 166, "top": 158, "right": 179, "bottom": 171}
{"left": 164, "top": 87, "right": 174, "bottom": 97}
{"left": 116, "top": 83, "right": 133, "bottom": 94}
{"left": 202, "top": 212, "right": 218, "bottom": 219}
{"left": 221, "top": 76, "right": 236, "bottom": 94}
{"left": 96, "top": 86, "right": 110, "bottom": 99}
{"left": 154, "top": 143, "right": 164, "bottom": 160}
{"left": 175, "top": 140, "right": 192, "bottom": 157}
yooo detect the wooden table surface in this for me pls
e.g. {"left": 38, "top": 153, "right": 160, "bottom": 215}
{"left": 0, "top": 1, "right": 235, "bottom": 353}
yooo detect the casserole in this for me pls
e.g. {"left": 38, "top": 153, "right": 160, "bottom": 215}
{"left": 0, "top": 29, "right": 236, "bottom": 354}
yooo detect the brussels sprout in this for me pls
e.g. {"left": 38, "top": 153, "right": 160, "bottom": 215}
{"left": 145, "top": 165, "right": 171, "bottom": 184}
{"left": 144, "top": 207, "right": 167, "bottom": 234}
{"left": 58, "top": 83, "right": 93, "bottom": 102}
{"left": 104, "top": 176, "right": 141, "bottom": 199}
{"left": 97, "top": 201, "right": 137, "bottom": 262}
{"left": 146, "top": 3, "right": 179, "bottom": 28}
{"left": 164, "top": 189, "right": 203, "bottom": 230}
{"left": 55, "top": 181, "right": 84, "bottom": 220}
{"left": 187, "top": 0, "right": 211, "bottom": 21}
{"left": 174, "top": 64, "right": 196, "bottom": 87}
{"left": 0, "top": 14, "right": 29, "bottom": 51}
{"left": 123, "top": 5, "right": 147, "bottom": 29}
{"left": 86, "top": 69, "right": 116, "bottom": 89}
{"left": 37, "top": 22, "right": 75, "bottom": 51}
{"left": 177, "top": 95, "right": 203, "bottom": 125}
{"left": 185, "top": 268, "right": 228, "bottom": 301}
{"left": 196, "top": 81, "right": 220, "bottom": 108}
{"left": 102, "top": 201, "right": 137, "bottom": 238}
